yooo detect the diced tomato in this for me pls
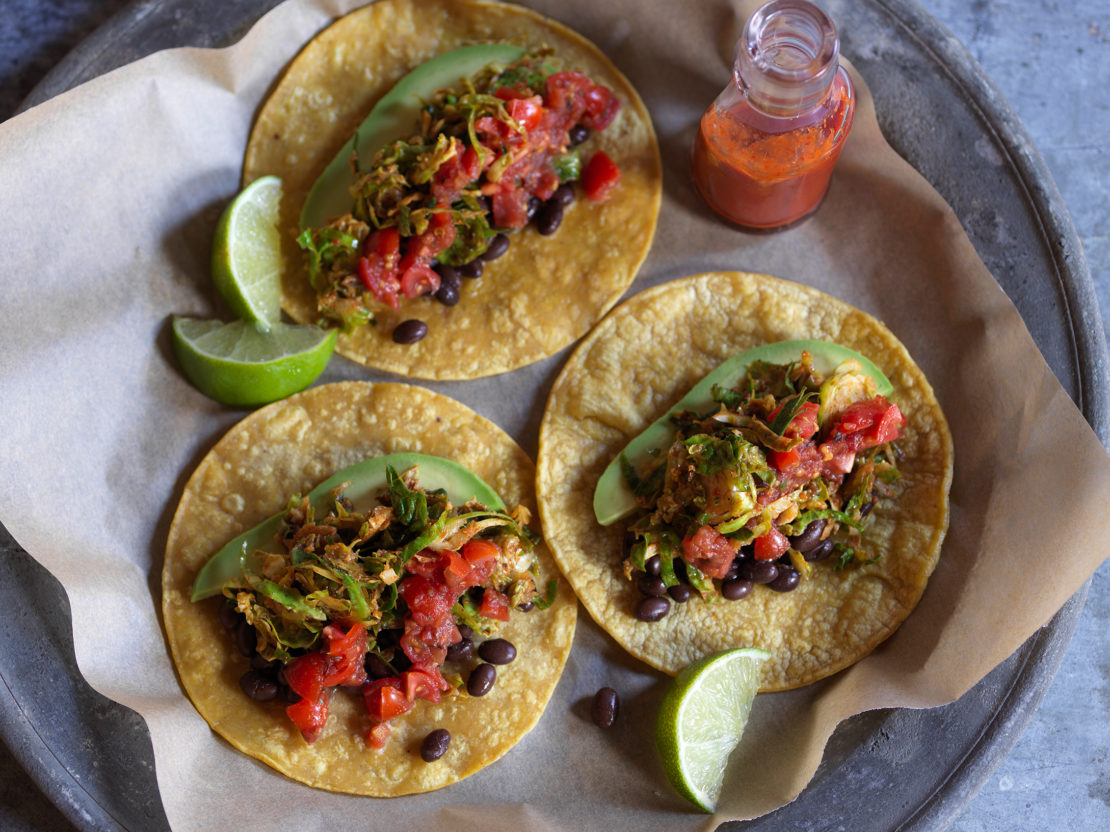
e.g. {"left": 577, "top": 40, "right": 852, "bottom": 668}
{"left": 402, "top": 665, "right": 450, "bottom": 704}
{"left": 321, "top": 622, "right": 368, "bottom": 688}
{"left": 579, "top": 83, "right": 620, "bottom": 131}
{"left": 460, "top": 539, "right": 499, "bottom": 584}
{"left": 357, "top": 254, "right": 401, "bottom": 309}
{"left": 283, "top": 651, "right": 328, "bottom": 702}
{"left": 490, "top": 186, "right": 530, "bottom": 228}
{"left": 440, "top": 548, "right": 473, "bottom": 590}
{"left": 506, "top": 94, "right": 545, "bottom": 132}
{"left": 399, "top": 575, "right": 455, "bottom": 625}
{"left": 367, "top": 721, "right": 392, "bottom": 749}
{"left": 285, "top": 692, "right": 330, "bottom": 744}
{"left": 822, "top": 396, "right": 906, "bottom": 460}
{"left": 753, "top": 527, "right": 791, "bottom": 561}
{"left": 363, "top": 679, "right": 412, "bottom": 723}
{"left": 544, "top": 71, "right": 592, "bottom": 127}
{"left": 365, "top": 227, "right": 401, "bottom": 264}
{"left": 772, "top": 400, "right": 820, "bottom": 440}
{"left": 582, "top": 150, "right": 620, "bottom": 202}
{"left": 399, "top": 260, "right": 441, "bottom": 298}
{"left": 407, "top": 210, "right": 456, "bottom": 260}
{"left": 431, "top": 143, "right": 482, "bottom": 204}
{"left": 768, "top": 446, "right": 800, "bottom": 471}
{"left": 681, "top": 525, "right": 737, "bottom": 579}
{"left": 478, "top": 588, "right": 511, "bottom": 622}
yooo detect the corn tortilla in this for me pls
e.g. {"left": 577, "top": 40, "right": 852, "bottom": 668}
{"left": 535, "top": 272, "right": 953, "bottom": 691}
{"left": 243, "top": 0, "right": 661, "bottom": 379}
{"left": 163, "top": 382, "right": 576, "bottom": 795}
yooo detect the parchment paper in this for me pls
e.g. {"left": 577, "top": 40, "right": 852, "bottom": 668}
{"left": 1, "top": 0, "right": 1108, "bottom": 830}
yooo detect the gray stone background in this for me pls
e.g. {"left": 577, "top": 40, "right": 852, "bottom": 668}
{"left": 1, "top": 0, "right": 1107, "bottom": 829}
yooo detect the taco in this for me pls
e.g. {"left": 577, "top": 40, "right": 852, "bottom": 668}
{"left": 535, "top": 272, "right": 952, "bottom": 691}
{"left": 243, "top": 0, "right": 661, "bottom": 379}
{"left": 162, "top": 382, "right": 576, "bottom": 795}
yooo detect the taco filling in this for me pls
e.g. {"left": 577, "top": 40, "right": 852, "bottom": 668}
{"left": 619, "top": 351, "right": 906, "bottom": 622}
{"left": 212, "top": 461, "right": 549, "bottom": 751}
{"left": 297, "top": 50, "right": 623, "bottom": 338}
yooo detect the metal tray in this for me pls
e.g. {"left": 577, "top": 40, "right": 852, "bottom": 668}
{"left": 3, "top": 0, "right": 1106, "bottom": 830}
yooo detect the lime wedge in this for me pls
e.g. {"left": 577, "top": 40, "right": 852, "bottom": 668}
{"left": 655, "top": 647, "right": 771, "bottom": 813}
{"left": 171, "top": 316, "right": 336, "bottom": 408}
{"left": 211, "top": 175, "right": 284, "bottom": 328}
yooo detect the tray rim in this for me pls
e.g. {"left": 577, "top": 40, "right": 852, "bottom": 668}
{"left": 5, "top": 0, "right": 1106, "bottom": 830}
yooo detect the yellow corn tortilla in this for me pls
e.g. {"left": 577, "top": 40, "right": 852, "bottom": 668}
{"left": 162, "top": 382, "right": 576, "bottom": 795}
{"left": 535, "top": 272, "right": 953, "bottom": 691}
{"left": 243, "top": 0, "right": 661, "bottom": 380}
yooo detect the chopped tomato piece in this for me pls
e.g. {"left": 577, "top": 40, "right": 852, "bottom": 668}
{"left": 363, "top": 680, "right": 412, "bottom": 723}
{"left": 681, "top": 525, "right": 736, "bottom": 579}
{"left": 402, "top": 665, "right": 450, "bottom": 704}
{"left": 582, "top": 150, "right": 620, "bottom": 202}
{"left": 399, "top": 260, "right": 441, "bottom": 298}
{"left": 366, "top": 721, "right": 392, "bottom": 749}
{"left": 321, "top": 622, "right": 368, "bottom": 688}
{"left": 357, "top": 254, "right": 401, "bottom": 310}
{"left": 399, "top": 575, "right": 455, "bottom": 625}
{"left": 286, "top": 693, "right": 330, "bottom": 744}
{"left": 478, "top": 588, "right": 511, "bottom": 622}
{"left": 772, "top": 400, "right": 820, "bottom": 441}
{"left": 823, "top": 396, "right": 905, "bottom": 453}
{"left": 504, "top": 94, "right": 545, "bottom": 132}
{"left": 579, "top": 83, "right": 620, "bottom": 131}
{"left": 283, "top": 651, "right": 328, "bottom": 702}
{"left": 753, "top": 527, "right": 791, "bottom": 561}
{"left": 490, "top": 186, "right": 530, "bottom": 228}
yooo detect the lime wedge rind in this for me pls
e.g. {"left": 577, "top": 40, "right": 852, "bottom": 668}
{"left": 655, "top": 647, "right": 770, "bottom": 813}
{"left": 211, "top": 175, "right": 284, "bottom": 329}
{"left": 171, "top": 316, "right": 336, "bottom": 408}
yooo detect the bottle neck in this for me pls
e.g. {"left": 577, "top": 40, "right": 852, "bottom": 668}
{"left": 733, "top": 0, "right": 841, "bottom": 118}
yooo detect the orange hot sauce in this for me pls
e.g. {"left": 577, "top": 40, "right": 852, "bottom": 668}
{"left": 691, "top": 0, "right": 855, "bottom": 230}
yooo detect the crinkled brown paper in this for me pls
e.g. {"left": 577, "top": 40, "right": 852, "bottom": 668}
{"left": 0, "top": 0, "right": 1107, "bottom": 829}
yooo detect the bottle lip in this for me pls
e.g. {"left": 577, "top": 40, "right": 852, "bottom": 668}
{"left": 735, "top": 0, "right": 841, "bottom": 116}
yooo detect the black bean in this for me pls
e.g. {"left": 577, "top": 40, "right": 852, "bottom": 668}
{"left": 592, "top": 687, "right": 620, "bottom": 728}
{"left": 860, "top": 499, "right": 876, "bottom": 518}
{"left": 768, "top": 565, "right": 801, "bottom": 592}
{"left": 735, "top": 544, "right": 754, "bottom": 561}
{"left": 551, "top": 182, "right": 576, "bottom": 207}
{"left": 804, "top": 539, "right": 835, "bottom": 562}
{"left": 459, "top": 258, "right": 484, "bottom": 278}
{"left": 467, "top": 663, "right": 497, "bottom": 696}
{"left": 638, "top": 574, "right": 667, "bottom": 597}
{"left": 534, "top": 198, "right": 564, "bottom": 235}
{"left": 644, "top": 554, "right": 662, "bottom": 576}
{"left": 365, "top": 654, "right": 393, "bottom": 679}
{"left": 636, "top": 595, "right": 670, "bottom": 622}
{"left": 234, "top": 620, "right": 255, "bottom": 657}
{"left": 239, "top": 670, "right": 278, "bottom": 702}
{"left": 478, "top": 638, "right": 516, "bottom": 665}
{"left": 433, "top": 266, "right": 461, "bottom": 306}
{"left": 568, "top": 124, "right": 590, "bottom": 147}
{"left": 789, "top": 519, "right": 826, "bottom": 553}
{"left": 420, "top": 728, "right": 451, "bottom": 762}
{"left": 218, "top": 603, "right": 240, "bottom": 631}
{"left": 445, "top": 639, "right": 474, "bottom": 663}
{"left": 526, "top": 195, "right": 542, "bottom": 219}
{"left": 250, "top": 654, "right": 280, "bottom": 674}
{"left": 481, "top": 233, "right": 510, "bottom": 261}
{"left": 392, "top": 319, "right": 428, "bottom": 344}
{"left": 517, "top": 601, "right": 535, "bottom": 612}
{"left": 457, "top": 624, "right": 475, "bottom": 642}
{"left": 722, "top": 578, "right": 754, "bottom": 601}
{"left": 722, "top": 562, "right": 741, "bottom": 582}
{"left": 667, "top": 584, "right": 693, "bottom": 603}
{"left": 740, "top": 560, "right": 779, "bottom": 585}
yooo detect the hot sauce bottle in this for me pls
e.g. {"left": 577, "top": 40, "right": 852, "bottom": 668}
{"left": 691, "top": 0, "right": 854, "bottom": 229}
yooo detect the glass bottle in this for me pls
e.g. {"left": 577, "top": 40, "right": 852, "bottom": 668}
{"left": 691, "top": 0, "right": 855, "bottom": 230}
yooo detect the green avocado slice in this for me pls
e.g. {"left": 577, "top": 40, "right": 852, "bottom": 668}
{"left": 592, "top": 340, "right": 894, "bottom": 526}
{"left": 191, "top": 452, "right": 506, "bottom": 601}
{"left": 299, "top": 43, "right": 528, "bottom": 230}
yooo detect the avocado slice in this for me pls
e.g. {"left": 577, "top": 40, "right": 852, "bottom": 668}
{"left": 191, "top": 452, "right": 506, "bottom": 600}
{"left": 592, "top": 340, "right": 894, "bottom": 526}
{"left": 299, "top": 43, "right": 528, "bottom": 230}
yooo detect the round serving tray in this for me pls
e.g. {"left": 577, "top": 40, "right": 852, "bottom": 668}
{"left": 3, "top": 1, "right": 1105, "bottom": 830}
